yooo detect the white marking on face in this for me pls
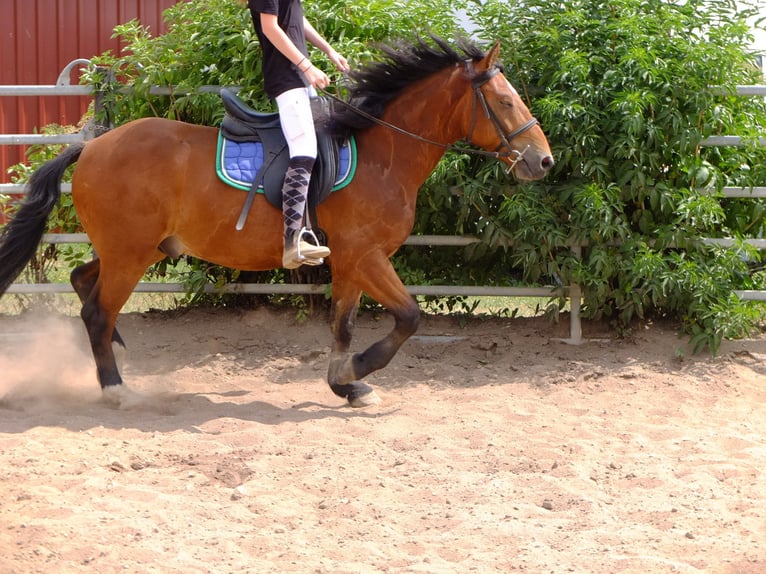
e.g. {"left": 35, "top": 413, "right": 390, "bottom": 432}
{"left": 504, "top": 77, "right": 519, "bottom": 96}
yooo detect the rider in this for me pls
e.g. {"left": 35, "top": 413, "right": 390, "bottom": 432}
{"left": 247, "top": 0, "right": 350, "bottom": 268}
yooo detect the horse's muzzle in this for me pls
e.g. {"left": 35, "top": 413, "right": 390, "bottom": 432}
{"left": 510, "top": 148, "right": 554, "bottom": 181}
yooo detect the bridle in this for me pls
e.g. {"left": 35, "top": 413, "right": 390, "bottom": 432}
{"left": 466, "top": 61, "right": 539, "bottom": 171}
{"left": 319, "top": 60, "right": 539, "bottom": 171}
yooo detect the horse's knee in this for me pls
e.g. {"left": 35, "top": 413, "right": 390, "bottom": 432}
{"left": 397, "top": 304, "right": 420, "bottom": 339}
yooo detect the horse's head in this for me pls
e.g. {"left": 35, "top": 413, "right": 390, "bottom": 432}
{"left": 463, "top": 41, "right": 553, "bottom": 181}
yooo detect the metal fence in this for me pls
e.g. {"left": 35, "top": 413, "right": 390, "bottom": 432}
{"left": 698, "top": 83, "right": 766, "bottom": 302}
{"left": 2, "top": 62, "right": 766, "bottom": 343}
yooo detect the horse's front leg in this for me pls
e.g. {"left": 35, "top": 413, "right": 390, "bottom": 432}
{"left": 328, "top": 259, "right": 420, "bottom": 407}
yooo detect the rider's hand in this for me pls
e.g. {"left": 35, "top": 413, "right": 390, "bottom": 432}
{"left": 303, "top": 64, "right": 330, "bottom": 90}
{"left": 328, "top": 50, "right": 350, "bottom": 73}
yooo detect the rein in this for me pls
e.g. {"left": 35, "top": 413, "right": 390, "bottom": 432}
{"left": 320, "top": 60, "right": 539, "bottom": 169}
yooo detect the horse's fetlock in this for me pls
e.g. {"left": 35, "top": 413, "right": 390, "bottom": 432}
{"left": 328, "top": 353, "right": 356, "bottom": 387}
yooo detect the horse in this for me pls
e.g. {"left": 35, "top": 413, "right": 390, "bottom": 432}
{"left": 0, "top": 36, "right": 553, "bottom": 408}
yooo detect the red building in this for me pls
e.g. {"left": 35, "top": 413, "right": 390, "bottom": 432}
{"left": 0, "top": 0, "right": 182, "bottom": 182}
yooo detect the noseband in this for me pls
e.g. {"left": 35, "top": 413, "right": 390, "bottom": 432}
{"left": 466, "top": 61, "right": 539, "bottom": 171}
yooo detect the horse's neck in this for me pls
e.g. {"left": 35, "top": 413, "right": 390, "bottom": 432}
{"left": 375, "top": 69, "right": 471, "bottom": 176}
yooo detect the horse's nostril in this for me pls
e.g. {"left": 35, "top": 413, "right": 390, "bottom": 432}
{"left": 541, "top": 155, "right": 554, "bottom": 170}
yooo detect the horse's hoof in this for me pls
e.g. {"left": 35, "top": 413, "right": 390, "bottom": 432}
{"left": 330, "top": 381, "right": 382, "bottom": 408}
{"left": 101, "top": 384, "right": 146, "bottom": 410}
{"left": 348, "top": 387, "right": 381, "bottom": 408}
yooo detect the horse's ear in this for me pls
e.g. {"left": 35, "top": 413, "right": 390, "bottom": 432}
{"left": 483, "top": 40, "right": 501, "bottom": 70}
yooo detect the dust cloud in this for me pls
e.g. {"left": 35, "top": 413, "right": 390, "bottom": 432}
{"left": 0, "top": 312, "right": 101, "bottom": 411}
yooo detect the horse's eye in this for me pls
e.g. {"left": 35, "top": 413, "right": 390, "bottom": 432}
{"left": 500, "top": 98, "right": 514, "bottom": 108}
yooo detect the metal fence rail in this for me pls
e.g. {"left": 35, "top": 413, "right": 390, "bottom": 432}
{"left": 2, "top": 65, "right": 766, "bottom": 343}
{"left": 699, "top": 86, "right": 766, "bottom": 302}
{"left": 0, "top": 233, "right": 567, "bottom": 303}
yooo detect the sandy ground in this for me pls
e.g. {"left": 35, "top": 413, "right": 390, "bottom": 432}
{"left": 1, "top": 305, "right": 765, "bottom": 574}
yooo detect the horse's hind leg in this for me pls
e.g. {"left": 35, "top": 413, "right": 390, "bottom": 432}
{"left": 70, "top": 258, "right": 125, "bottom": 348}
{"left": 75, "top": 253, "right": 161, "bottom": 405}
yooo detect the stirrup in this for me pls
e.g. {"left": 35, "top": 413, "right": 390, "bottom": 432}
{"left": 296, "top": 228, "right": 325, "bottom": 256}
{"left": 283, "top": 227, "right": 330, "bottom": 269}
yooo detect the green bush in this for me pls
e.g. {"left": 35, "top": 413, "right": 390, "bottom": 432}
{"left": 424, "top": 0, "right": 766, "bottom": 352}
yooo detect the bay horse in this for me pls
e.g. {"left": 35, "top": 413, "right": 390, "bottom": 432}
{"left": 0, "top": 36, "right": 552, "bottom": 408}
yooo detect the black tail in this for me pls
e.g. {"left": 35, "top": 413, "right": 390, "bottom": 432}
{"left": 0, "top": 143, "right": 85, "bottom": 295}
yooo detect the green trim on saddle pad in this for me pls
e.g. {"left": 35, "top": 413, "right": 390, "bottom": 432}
{"left": 215, "top": 134, "right": 249, "bottom": 191}
{"left": 334, "top": 136, "right": 357, "bottom": 192}
{"left": 215, "top": 133, "right": 357, "bottom": 194}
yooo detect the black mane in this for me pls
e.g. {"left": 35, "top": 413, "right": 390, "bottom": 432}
{"left": 324, "top": 35, "right": 487, "bottom": 137}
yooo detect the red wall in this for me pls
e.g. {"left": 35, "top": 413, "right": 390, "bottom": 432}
{"left": 0, "top": 0, "right": 183, "bottom": 182}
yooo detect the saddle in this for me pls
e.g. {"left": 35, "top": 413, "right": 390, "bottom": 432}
{"left": 218, "top": 89, "right": 354, "bottom": 230}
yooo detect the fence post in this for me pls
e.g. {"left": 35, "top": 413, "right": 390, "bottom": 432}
{"left": 554, "top": 244, "right": 583, "bottom": 345}
{"left": 84, "top": 66, "right": 115, "bottom": 141}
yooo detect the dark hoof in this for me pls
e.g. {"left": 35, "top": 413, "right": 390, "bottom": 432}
{"left": 331, "top": 381, "right": 382, "bottom": 408}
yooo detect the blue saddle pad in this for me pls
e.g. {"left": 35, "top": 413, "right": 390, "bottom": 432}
{"left": 216, "top": 134, "right": 356, "bottom": 192}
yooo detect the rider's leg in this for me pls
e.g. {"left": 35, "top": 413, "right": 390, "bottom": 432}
{"left": 275, "top": 87, "right": 330, "bottom": 269}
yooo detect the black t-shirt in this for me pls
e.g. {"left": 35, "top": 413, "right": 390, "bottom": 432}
{"left": 249, "top": 0, "right": 309, "bottom": 98}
